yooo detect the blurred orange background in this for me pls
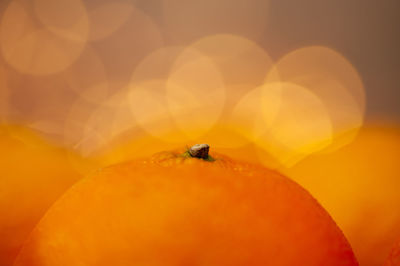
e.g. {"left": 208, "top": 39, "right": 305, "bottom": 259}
{"left": 0, "top": 0, "right": 399, "bottom": 265}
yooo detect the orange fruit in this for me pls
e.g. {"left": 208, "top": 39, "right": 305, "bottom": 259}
{"left": 15, "top": 145, "right": 357, "bottom": 265}
{"left": 283, "top": 124, "right": 400, "bottom": 266}
{"left": 385, "top": 238, "right": 400, "bottom": 266}
{"left": 0, "top": 125, "right": 93, "bottom": 265}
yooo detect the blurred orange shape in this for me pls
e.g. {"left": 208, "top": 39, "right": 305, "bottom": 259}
{"left": 0, "top": 125, "right": 90, "bottom": 266}
{"left": 283, "top": 124, "right": 400, "bottom": 266}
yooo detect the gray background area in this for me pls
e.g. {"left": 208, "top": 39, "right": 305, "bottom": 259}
{"left": 263, "top": 0, "right": 400, "bottom": 122}
{"left": 139, "top": 0, "right": 400, "bottom": 122}
{"left": 1, "top": 0, "right": 399, "bottom": 122}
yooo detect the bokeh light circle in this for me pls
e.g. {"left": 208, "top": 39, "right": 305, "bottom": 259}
{"left": 254, "top": 82, "right": 333, "bottom": 167}
{"left": 128, "top": 79, "right": 186, "bottom": 143}
{"left": 33, "top": 0, "right": 89, "bottom": 42}
{"left": 92, "top": 6, "right": 164, "bottom": 82}
{"left": 230, "top": 82, "right": 282, "bottom": 141}
{"left": 131, "top": 46, "right": 185, "bottom": 84}
{"left": 0, "top": 0, "right": 87, "bottom": 75}
{"left": 189, "top": 34, "right": 277, "bottom": 88}
{"left": 166, "top": 48, "right": 226, "bottom": 139}
{"left": 128, "top": 47, "right": 188, "bottom": 142}
{"left": 267, "top": 46, "right": 365, "bottom": 152}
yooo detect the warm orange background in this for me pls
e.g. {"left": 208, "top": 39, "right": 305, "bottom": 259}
{"left": 0, "top": 0, "right": 399, "bottom": 266}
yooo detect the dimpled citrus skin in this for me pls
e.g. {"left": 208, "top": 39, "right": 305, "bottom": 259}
{"left": 0, "top": 125, "right": 86, "bottom": 266}
{"left": 385, "top": 239, "right": 400, "bottom": 266}
{"left": 14, "top": 150, "right": 357, "bottom": 266}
